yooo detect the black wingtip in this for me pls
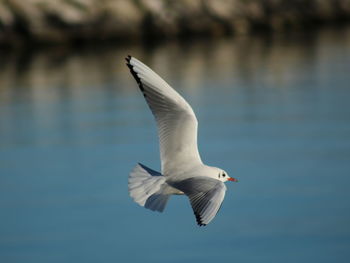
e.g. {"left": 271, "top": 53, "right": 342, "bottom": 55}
{"left": 125, "top": 55, "right": 132, "bottom": 63}
{"left": 194, "top": 212, "right": 207, "bottom": 227}
{"left": 125, "top": 55, "right": 146, "bottom": 96}
{"left": 125, "top": 55, "right": 132, "bottom": 66}
{"left": 125, "top": 55, "right": 138, "bottom": 82}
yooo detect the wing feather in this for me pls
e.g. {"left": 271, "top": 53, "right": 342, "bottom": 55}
{"left": 126, "top": 56, "right": 202, "bottom": 174}
{"left": 172, "top": 177, "right": 227, "bottom": 226}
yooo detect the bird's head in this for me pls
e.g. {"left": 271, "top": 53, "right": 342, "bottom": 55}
{"left": 217, "top": 169, "right": 238, "bottom": 183}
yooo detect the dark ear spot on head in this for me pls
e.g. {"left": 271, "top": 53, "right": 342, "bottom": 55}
{"left": 218, "top": 173, "right": 221, "bottom": 179}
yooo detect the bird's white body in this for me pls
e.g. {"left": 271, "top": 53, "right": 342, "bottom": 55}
{"left": 126, "top": 56, "right": 236, "bottom": 226}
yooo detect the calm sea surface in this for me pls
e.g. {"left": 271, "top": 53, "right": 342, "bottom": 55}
{"left": 1, "top": 28, "right": 350, "bottom": 263}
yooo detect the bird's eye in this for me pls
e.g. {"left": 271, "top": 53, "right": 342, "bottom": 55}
{"left": 222, "top": 173, "right": 226, "bottom": 177}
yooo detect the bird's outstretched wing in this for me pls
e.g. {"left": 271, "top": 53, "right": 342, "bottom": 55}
{"left": 126, "top": 56, "right": 202, "bottom": 174}
{"left": 172, "top": 177, "right": 227, "bottom": 226}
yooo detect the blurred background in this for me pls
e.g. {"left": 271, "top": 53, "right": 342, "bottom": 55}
{"left": 1, "top": 1, "right": 350, "bottom": 263}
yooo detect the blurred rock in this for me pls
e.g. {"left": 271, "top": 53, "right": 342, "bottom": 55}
{"left": 0, "top": 0, "right": 350, "bottom": 46}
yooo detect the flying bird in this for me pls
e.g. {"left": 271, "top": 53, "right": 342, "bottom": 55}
{"left": 125, "top": 56, "right": 238, "bottom": 226}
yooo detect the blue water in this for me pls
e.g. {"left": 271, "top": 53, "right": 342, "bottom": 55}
{"left": 1, "top": 28, "right": 350, "bottom": 262}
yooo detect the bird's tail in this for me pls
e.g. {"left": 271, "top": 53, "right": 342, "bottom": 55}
{"left": 128, "top": 163, "right": 170, "bottom": 212}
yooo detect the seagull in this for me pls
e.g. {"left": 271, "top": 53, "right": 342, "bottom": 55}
{"left": 125, "top": 56, "right": 238, "bottom": 226}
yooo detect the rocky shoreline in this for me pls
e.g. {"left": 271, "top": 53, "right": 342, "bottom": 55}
{"left": 1, "top": 0, "right": 350, "bottom": 46}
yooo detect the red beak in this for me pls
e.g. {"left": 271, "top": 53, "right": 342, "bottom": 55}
{"left": 228, "top": 177, "right": 238, "bottom": 182}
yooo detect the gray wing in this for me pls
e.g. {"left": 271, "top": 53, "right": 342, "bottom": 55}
{"left": 173, "top": 177, "right": 227, "bottom": 226}
{"left": 126, "top": 56, "right": 202, "bottom": 174}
